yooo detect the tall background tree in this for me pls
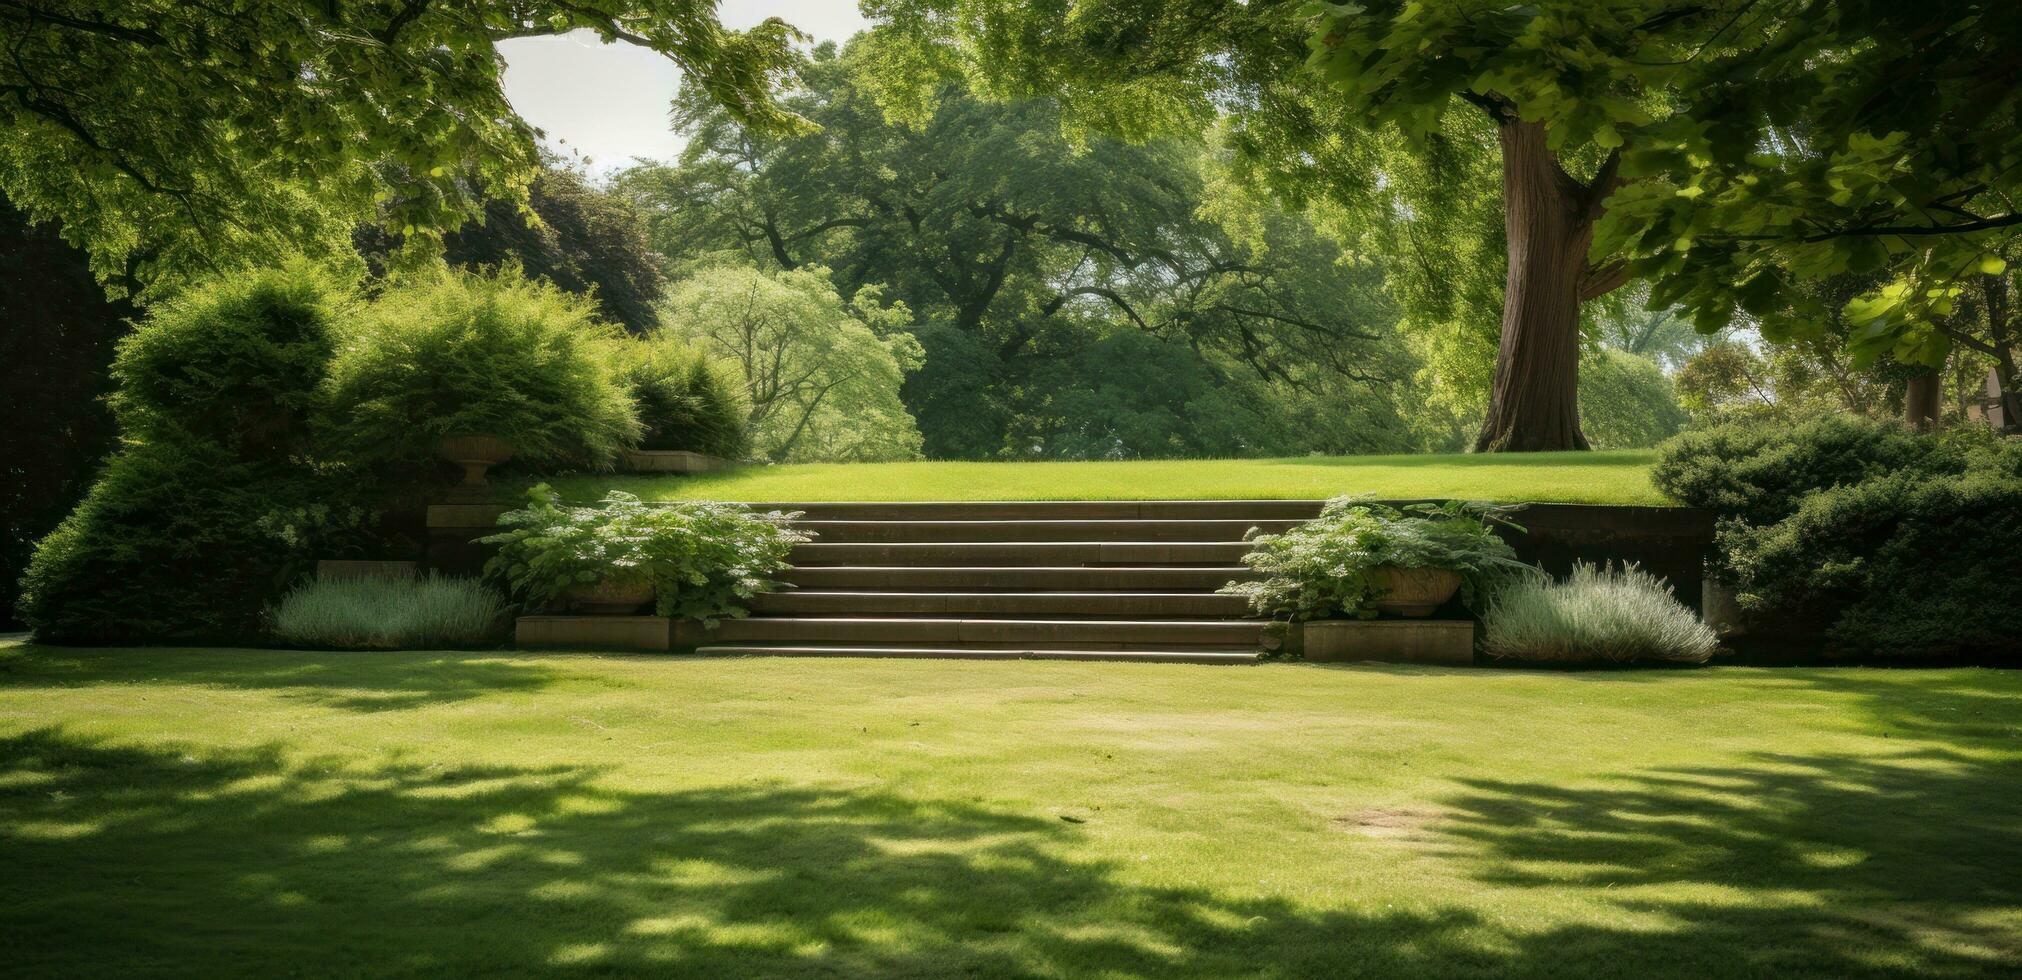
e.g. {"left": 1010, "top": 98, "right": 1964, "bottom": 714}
{"left": 617, "top": 39, "right": 1423, "bottom": 458}
{"left": 866, "top": 0, "right": 2022, "bottom": 450}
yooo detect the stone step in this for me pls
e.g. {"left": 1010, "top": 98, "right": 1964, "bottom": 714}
{"left": 757, "top": 500, "right": 1328, "bottom": 521}
{"left": 749, "top": 591, "right": 1253, "bottom": 618}
{"left": 780, "top": 566, "right": 1256, "bottom": 592}
{"left": 693, "top": 645, "right": 1262, "bottom": 665}
{"left": 789, "top": 541, "right": 1254, "bottom": 567}
{"left": 701, "top": 616, "right": 1271, "bottom": 649}
{"left": 793, "top": 518, "right": 1296, "bottom": 543}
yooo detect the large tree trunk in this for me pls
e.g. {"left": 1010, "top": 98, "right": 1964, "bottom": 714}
{"left": 1473, "top": 121, "right": 1599, "bottom": 452}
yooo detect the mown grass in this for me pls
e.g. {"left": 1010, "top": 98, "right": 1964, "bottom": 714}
{"left": 3, "top": 639, "right": 2018, "bottom": 977}
{"left": 533, "top": 449, "right": 1669, "bottom": 505}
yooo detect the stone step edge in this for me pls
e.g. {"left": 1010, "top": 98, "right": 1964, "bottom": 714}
{"left": 692, "top": 645, "right": 1263, "bottom": 664}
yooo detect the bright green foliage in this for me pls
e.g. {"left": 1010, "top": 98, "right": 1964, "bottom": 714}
{"left": 1482, "top": 562, "right": 1716, "bottom": 665}
{"left": 657, "top": 265, "right": 925, "bottom": 463}
{"left": 1577, "top": 349, "right": 1687, "bottom": 450}
{"left": 1728, "top": 469, "right": 2022, "bottom": 659}
{"left": 1221, "top": 498, "right": 1533, "bottom": 621}
{"left": 17, "top": 441, "right": 368, "bottom": 645}
{"left": 0, "top": 2, "right": 802, "bottom": 295}
{"left": 543, "top": 450, "right": 1669, "bottom": 505}
{"left": 614, "top": 336, "right": 751, "bottom": 458}
{"left": 325, "top": 268, "right": 640, "bottom": 469}
{"left": 480, "top": 486, "right": 805, "bottom": 621}
{"left": 271, "top": 574, "right": 507, "bottom": 650}
{"left": 108, "top": 259, "right": 353, "bottom": 450}
{"left": 622, "top": 39, "right": 1412, "bottom": 458}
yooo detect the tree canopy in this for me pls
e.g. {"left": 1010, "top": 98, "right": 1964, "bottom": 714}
{"left": 0, "top": 1, "right": 802, "bottom": 294}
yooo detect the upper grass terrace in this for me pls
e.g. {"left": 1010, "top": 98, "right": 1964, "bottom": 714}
{"left": 531, "top": 449, "right": 1670, "bottom": 505}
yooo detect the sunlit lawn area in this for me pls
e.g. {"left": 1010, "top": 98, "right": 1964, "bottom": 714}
{"left": 3, "top": 639, "right": 2017, "bottom": 977}
{"left": 539, "top": 449, "right": 1668, "bottom": 505}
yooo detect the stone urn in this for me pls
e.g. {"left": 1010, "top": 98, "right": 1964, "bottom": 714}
{"left": 566, "top": 577, "right": 655, "bottom": 615}
{"left": 1368, "top": 566, "right": 1463, "bottom": 618}
{"left": 436, "top": 434, "right": 515, "bottom": 500}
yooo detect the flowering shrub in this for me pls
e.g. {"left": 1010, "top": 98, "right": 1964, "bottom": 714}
{"left": 1221, "top": 496, "right": 1534, "bottom": 620}
{"left": 479, "top": 485, "right": 806, "bottom": 621}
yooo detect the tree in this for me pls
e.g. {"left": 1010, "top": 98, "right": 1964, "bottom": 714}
{"left": 0, "top": 1, "right": 802, "bottom": 295}
{"left": 618, "top": 40, "right": 1409, "bottom": 457}
{"left": 657, "top": 265, "right": 926, "bottom": 462}
{"left": 358, "top": 161, "right": 666, "bottom": 332}
{"left": 868, "top": 1, "right": 2022, "bottom": 451}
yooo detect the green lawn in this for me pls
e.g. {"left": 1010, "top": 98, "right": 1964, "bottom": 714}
{"left": 3, "top": 641, "right": 2018, "bottom": 976}
{"left": 536, "top": 449, "right": 1669, "bottom": 505}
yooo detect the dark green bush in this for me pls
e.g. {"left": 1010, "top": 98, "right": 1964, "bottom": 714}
{"left": 1654, "top": 415, "right": 1960, "bottom": 527}
{"left": 109, "top": 259, "right": 351, "bottom": 451}
{"left": 1728, "top": 469, "right": 2022, "bottom": 658}
{"left": 18, "top": 442, "right": 369, "bottom": 645}
{"left": 619, "top": 336, "right": 749, "bottom": 457}
{"left": 324, "top": 268, "right": 639, "bottom": 469}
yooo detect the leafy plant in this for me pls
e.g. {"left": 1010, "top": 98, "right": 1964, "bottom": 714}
{"left": 1221, "top": 496, "right": 1534, "bottom": 621}
{"left": 616, "top": 335, "right": 751, "bottom": 457}
{"left": 110, "top": 259, "right": 353, "bottom": 451}
{"left": 17, "top": 441, "right": 371, "bottom": 645}
{"left": 479, "top": 485, "right": 806, "bottom": 622}
{"left": 323, "top": 268, "right": 640, "bottom": 469}
{"left": 1654, "top": 415, "right": 1959, "bottom": 528}
{"left": 1727, "top": 469, "right": 2022, "bottom": 659}
{"left": 272, "top": 574, "right": 507, "bottom": 649}
{"left": 1481, "top": 562, "right": 1717, "bottom": 665}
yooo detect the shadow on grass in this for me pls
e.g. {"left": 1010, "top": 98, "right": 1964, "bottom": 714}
{"left": 3, "top": 725, "right": 2017, "bottom": 977}
{"left": 0, "top": 645, "right": 572, "bottom": 712}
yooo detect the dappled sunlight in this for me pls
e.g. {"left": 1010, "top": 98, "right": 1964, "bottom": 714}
{"left": 4, "top": 718, "right": 2018, "bottom": 976}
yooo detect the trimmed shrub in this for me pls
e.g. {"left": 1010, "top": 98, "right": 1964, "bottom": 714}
{"left": 110, "top": 259, "right": 352, "bottom": 450}
{"left": 272, "top": 574, "right": 507, "bottom": 649}
{"left": 1653, "top": 415, "right": 1959, "bottom": 527}
{"left": 325, "top": 268, "right": 639, "bottom": 469}
{"left": 1221, "top": 497, "right": 1534, "bottom": 620}
{"left": 617, "top": 336, "right": 750, "bottom": 457}
{"left": 480, "top": 486, "right": 806, "bottom": 622}
{"left": 18, "top": 442, "right": 369, "bottom": 645}
{"left": 1482, "top": 562, "right": 1717, "bottom": 665}
{"left": 1728, "top": 470, "right": 2022, "bottom": 658}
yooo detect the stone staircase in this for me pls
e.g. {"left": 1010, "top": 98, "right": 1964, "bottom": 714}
{"left": 692, "top": 500, "right": 1326, "bottom": 664}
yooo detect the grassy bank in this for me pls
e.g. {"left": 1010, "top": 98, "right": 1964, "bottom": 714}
{"left": 3, "top": 640, "right": 2017, "bottom": 976}
{"left": 537, "top": 449, "right": 1668, "bottom": 505}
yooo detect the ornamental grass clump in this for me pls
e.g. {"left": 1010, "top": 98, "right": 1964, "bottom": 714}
{"left": 272, "top": 574, "right": 508, "bottom": 649}
{"left": 1481, "top": 562, "right": 1717, "bottom": 665}
{"left": 480, "top": 485, "right": 806, "bottom": 622}
{"left": 1221, "top": 496, "right": 1534, "bottom": 620}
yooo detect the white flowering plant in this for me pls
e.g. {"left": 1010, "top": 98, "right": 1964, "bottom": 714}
{"left": 1220, "top": 496, "right": 1536, "bottom": 621}
{"left": 479, "top": 485, "right": 808, "bottom": 622}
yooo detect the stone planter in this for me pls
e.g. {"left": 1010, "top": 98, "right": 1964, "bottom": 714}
{"left": 565, "top": 577, "right": 655, "bottom": 615}
{"left": 621, "top": 450, "right": 733, "bottom": 474}
{"left": 437, "top": 434, "right": 515, "bottom": 500}
{"left": 1368, "top": 566, "right": 1462, "bottom": 617}
{"left": 1297, "top": 619, "right": 1474, "bottom": 665}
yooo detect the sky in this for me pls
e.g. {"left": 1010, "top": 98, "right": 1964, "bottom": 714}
{"left": 498, "top": 2, "right": 872, "bottom": 170}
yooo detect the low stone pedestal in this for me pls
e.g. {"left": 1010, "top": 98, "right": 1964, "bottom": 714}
{"left": 516, "top": 615, "right": 701, "bottom": 652}
{"left": 621, "top": 450, "right": 733, "bottom": 474}
{"left": 1294, "top": 619, "right": 1474, "bottom": 665}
